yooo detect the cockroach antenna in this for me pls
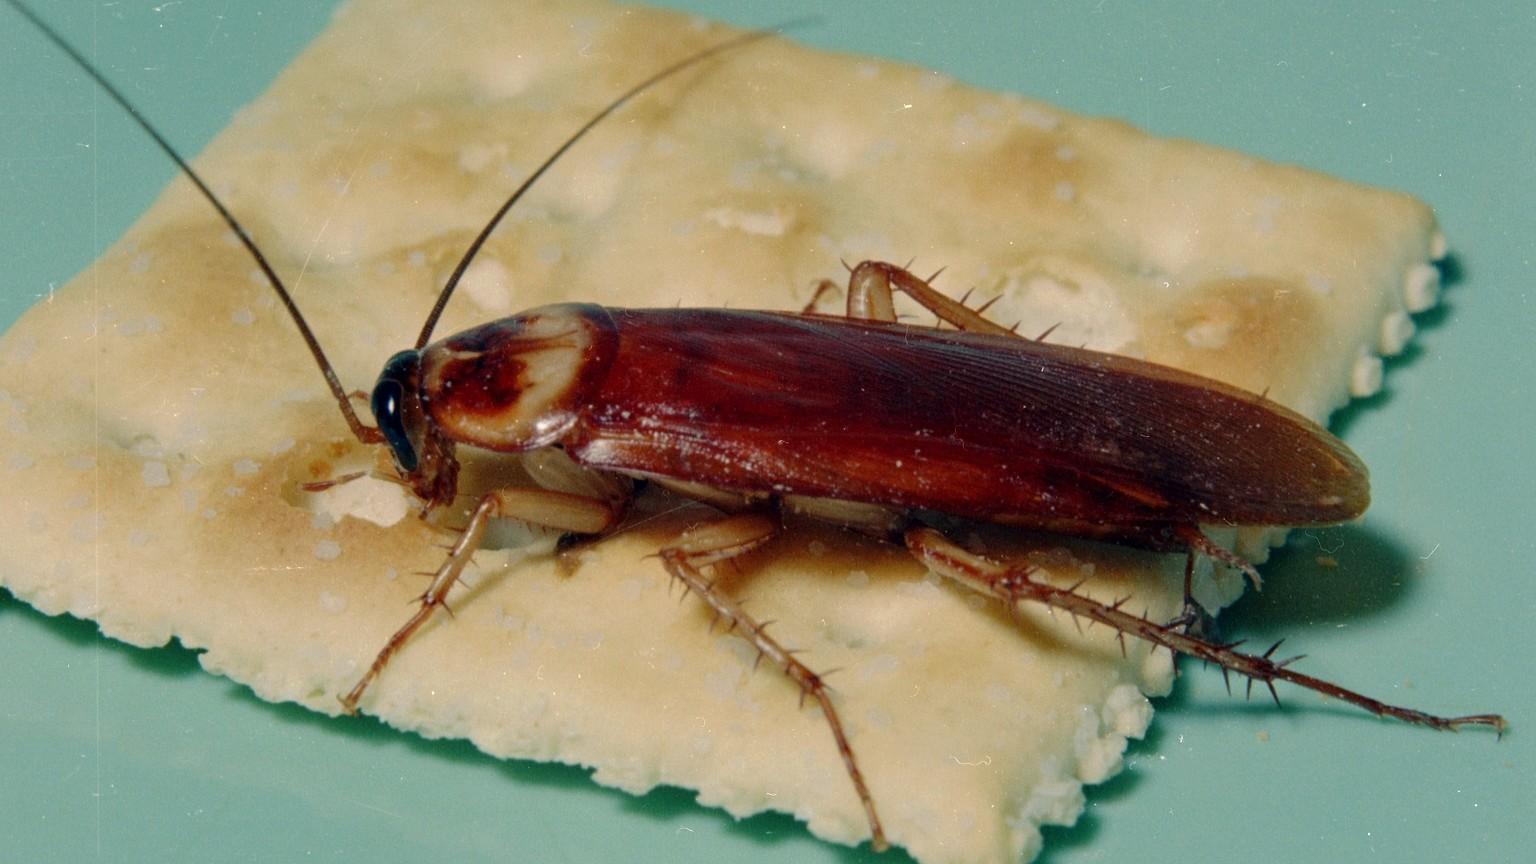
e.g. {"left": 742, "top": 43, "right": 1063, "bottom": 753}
{"left": 415, "top": 19, "right": 819, "bottom": 349}
{"left": 2, "top": 0, "right": 380, "bottom": 443}
{"left": 5, "top": 0, "right": 812, "bottom": 432}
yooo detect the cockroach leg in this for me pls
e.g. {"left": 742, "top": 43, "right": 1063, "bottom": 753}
{"left": 522, "top": 447, "right": 634, "bottom": 511}
{"left": 801, "top": 279, "right": 843, "bottom": 314}
{"left": 1165, "top": 549, "right": 1215, "bottom": 637}
{"left": 300, "top": 470, "right": 371, "bottom": 493}
{"left": 649, "top": 477, "right": 761, "bottom": 513}
{"left": 339, "top": 487, "right": 621, "bottom": 714}
{"left": 658, "top": 511, "right": 779, "bottom": 573}
{"left": 904, "top": 527, "right": 1507, "bottom": 734}
{"left": 845, "top": 261, "right": 1012, "bottom": 335}
{"left": 657, "top": 513, "right": 889, "bottom": 852}
{"left": 844, "top": 265, "right": 898, "bottom": 323}
{"left": 489, "top": 487, "right": 620, "bottom": 534}
{"left": 782, "top": 495, "right": 906, "bottom": 538}
{"left": 1174, "top": 523, "right": 1263, "bottom": 590}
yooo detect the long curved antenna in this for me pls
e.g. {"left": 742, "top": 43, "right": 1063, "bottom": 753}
{"left": 414, "top": 19, "right": 813, "bottom": 349}
{"left": 7, "top": 0, "right": 382, "bottom": 444}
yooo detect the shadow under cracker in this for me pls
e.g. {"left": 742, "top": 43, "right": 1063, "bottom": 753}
{"left": 1221, "top": 522, "right": 1418, "bottom": 631}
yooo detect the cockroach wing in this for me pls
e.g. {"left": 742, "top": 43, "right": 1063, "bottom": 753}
{"left": 544, "top": 308, "right": 1369, "bottom": 530}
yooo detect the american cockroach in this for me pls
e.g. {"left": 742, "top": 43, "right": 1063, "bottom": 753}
{"left": 5, "top": 0, "right": 1507, "bottom": 856}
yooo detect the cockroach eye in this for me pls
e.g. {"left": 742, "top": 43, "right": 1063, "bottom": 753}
{"left": 372, "top": 350, "right": 422, "bottom": 473}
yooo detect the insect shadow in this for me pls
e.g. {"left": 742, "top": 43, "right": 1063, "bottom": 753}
{"left": 1225, "top": 524, "right": 1420, "bottom": 629}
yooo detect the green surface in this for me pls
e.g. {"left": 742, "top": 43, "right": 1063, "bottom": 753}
{"left": 1, "top": 2, "right": 1531, "bottom": 862}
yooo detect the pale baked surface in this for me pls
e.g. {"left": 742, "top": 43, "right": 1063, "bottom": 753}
{"left": 0, "top": 1, "right": 1443, "bottom": 861}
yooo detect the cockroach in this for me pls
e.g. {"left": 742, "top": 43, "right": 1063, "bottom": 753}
{"left": 7, "top": 0, "right": 1506, "bottom": 854}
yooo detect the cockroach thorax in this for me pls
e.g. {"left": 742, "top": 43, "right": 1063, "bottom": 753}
{"left": 418, "top": 303, "right": 617, "bottom": 455}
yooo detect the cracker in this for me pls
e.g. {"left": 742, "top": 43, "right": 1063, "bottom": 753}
{"left": 0, "top": 1, "right": 1443, "bottom": 862}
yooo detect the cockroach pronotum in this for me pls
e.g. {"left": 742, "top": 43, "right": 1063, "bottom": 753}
{"left": 6, "top": 0, "right": 1506, "bottom": 854}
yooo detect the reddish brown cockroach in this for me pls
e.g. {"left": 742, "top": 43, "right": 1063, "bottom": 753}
{"left": 10, "top": 0, "right": 1505, "bottom": 853}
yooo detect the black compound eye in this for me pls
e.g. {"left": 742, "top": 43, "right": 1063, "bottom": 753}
{"left": 372, "top": 350, "right": 421, "bottom": 473}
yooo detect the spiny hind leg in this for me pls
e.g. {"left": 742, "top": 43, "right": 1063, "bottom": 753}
{"left": 1165, "top": 550, "right": 1214, "bottom": 637}
{"left": 658, "top": 512, "right": 888, "bottom": 852}
{"left": 521, "top": 447, "right": 637, "bottom": 573}
{"left": 800, "top": 278, "right": 843, "bottom": 314}
{"left": 340, "top": 487, "right": 622, "bottom": 713}
{"left": 842, "top": 260, "right": 1017, "bottom": 334}
{"left": 904, "top": 527, "right": 1505, "bottom": 734}
{"left": 1165, "top": 525, "right": 1265, "bottom": 636}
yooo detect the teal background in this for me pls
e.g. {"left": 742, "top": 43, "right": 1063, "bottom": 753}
{"left": 1, "top": 2, "right": 1530, "bottom": 862}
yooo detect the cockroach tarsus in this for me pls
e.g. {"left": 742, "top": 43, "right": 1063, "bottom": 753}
{"left": 8, "top": 0, "right": 1505, "bottom": 854}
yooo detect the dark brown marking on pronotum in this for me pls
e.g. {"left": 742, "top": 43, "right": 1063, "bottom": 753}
{"left": 8, "top": 0, "right": 1503, "bottom": 854}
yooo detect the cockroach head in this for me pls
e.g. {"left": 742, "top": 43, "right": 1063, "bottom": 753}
{"left": 371, "top": 350, "right": 458, "bottom": 507}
